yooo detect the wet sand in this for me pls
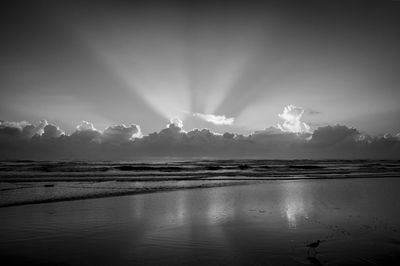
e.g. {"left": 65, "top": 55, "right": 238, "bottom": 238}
{"left": 0, "top": 180, "right": 251, "bottom": 207}
{"left": 1, "top": 178, "right": 400, "bottom": 265}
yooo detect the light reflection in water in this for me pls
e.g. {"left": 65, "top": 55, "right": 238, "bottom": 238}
{"left": 206, "top": 188, "right": 235, "bottom": 225}
{"left": 153, "top": 190, "right": 189, "bottom": 227}
{"left": 281, "top": 182, "right": 308, "bottom": 229}
{"left": 131, "top": 194, "right": 144, "bottom": 220}
{"left": 174, "top": 190, "right": 187, "bottom": 226}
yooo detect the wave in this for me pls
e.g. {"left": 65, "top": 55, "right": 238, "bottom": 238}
{"left": 1, "top": 159, "right": 399, "bottom": 181}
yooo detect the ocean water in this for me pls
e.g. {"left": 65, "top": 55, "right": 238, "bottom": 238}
{"left": 1, "top": 159, "right": 400, "bottom": 181}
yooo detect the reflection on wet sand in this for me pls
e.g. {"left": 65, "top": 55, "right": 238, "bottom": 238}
{"left": 1, "top": 178, "right": 400, "bottom": 265}
{"left": 205, "top": 189, "right": 235, "bottom": 225}
{"left": 281, "top": 181, "right": 309, "bottom": 229}
{"left": 308, "top": 256, "right": 323, "bottom": 266}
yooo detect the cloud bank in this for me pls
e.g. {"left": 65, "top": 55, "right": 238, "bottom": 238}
{"left": 0, "top": 117, "right": 399, "bottom": 160}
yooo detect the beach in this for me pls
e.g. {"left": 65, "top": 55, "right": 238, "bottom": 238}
{"left": 1, "top": 177, "right": 400, "bottom": 265}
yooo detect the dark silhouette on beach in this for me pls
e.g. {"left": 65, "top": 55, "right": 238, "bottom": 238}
{"left": 307, "top": 240, "right": 321, "bottom": 256}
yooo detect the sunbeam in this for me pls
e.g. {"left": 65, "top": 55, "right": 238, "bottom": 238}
{"left": 92, "top": 39, "right": 191, "bottom": 121}
{"left": 78, "top": 2, "right": 274, "bottom": 128}
{"left": 80, "top": 5, "right": 192, "bottom": 122}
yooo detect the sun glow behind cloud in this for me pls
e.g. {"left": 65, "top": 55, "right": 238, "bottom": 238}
{"left": 90, "top": 39, "right": 246, "bottom": 127}
{"left": 76, "top": 4, "right": 271, "bottom": 130}
{"left": 193, "top": 113, "right": 234, "bottom": 125}
{"left": 168, "top": 117, "right": 184, "bottom": 129}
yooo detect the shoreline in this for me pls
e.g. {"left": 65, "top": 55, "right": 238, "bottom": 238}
{"left": 0, "top": 180, "right": 252, "bottom": 208}
{"left": 2, "top": 175, "right": 400, "bottom": 208}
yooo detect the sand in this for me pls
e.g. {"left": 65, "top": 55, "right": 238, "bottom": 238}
{"left": 0, "top": 179, "right": 253, "bottom": 207}
{"left": 1, "top": 178, "right": 400, "bottom": 265}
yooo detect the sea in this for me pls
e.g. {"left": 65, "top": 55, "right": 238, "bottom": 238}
{"left": 1, "top": 159, "right": 400, "bottom": 181}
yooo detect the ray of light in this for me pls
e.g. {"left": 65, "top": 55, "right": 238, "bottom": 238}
{"left": 185, "top": 14, "right": 268, "bottom": 116}
{"left": 80, "top": 7, "right": 192, "bottom": 122}
{"left": 78, "top": 4, "right": 275, "bottom": 127}
{"left": 103, "top": 51, "right": 191, "bottom": 121}
{"left": 187, "top": 49, "right": 253, "bottom": 115}
{"left": 89, "top": 29, "right": 191, "bottom": 121}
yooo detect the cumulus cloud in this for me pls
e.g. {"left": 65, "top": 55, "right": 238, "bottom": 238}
{"left": 0, "top": 118, "right": 399, "bottom": 160}
{"left": 41, "top": 124, "right": 65, "bottom": 139}
{"left": 255, "top": 126, "right": 289, "bottom": 135}
{"left": 0, "top": 120, "right": 31, "bottom": 130}
{"left": 185, "top": 128, "right": 221, "bottom": 143}
{"left": 22, "top": 120, "right": 48, "bottom": 138}
{"left": 69, "top": 121, "right": 142, "bottom": 144}
{"left": 0, "top": 121, "right": 24, "bottom": 137}
{"left": 277, "top": 105, "right": 311, "bottom": 133}
{"left": 145, "top": 122, "right": 184, "bottom": 144}
{"left": 168, "top": 117, "right": 183, "bottom": 129}
{"left": 77, "top": 120, "right": 97, "bottom": 131}
{"left": 310, "top": 125, "right": 359, "bottom": 145}
{"left": 70, "top": 121, "right": 102, "bottom": 143}
{"left": 193, "top": 113, "right": 235, "bottom": 125}
{"left": 0, "top": 120, "right": 49, "bottom": 138}
{"left": 102, "top": 124, "right": 142, "bottom": 143}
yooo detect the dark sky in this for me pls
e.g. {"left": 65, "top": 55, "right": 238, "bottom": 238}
{"left": 1, "top": 0, "right": 400, "bottom": 135}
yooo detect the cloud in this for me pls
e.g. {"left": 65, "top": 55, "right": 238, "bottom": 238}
{"left": 310, "top": 125, "right": 359, "bottom": 145}
{"left": 277, "top": 105, "right": 311, "bottom": 133}
{"left": 70, "top": 121, "right": 102, "bottom": 143}
{"left": 102, "top": 124, "right": 141, "bottom": 143}
{"left": 22, "top": 120, "right": 48, "bottom": 138}
{"left": 168, "top": 118, "right": 183, "bottom": 129}
{"left": 185, "top": 128, "right": 222, "bottom": 143}
{"left": 0, "top": 120, "right": 30, "bottom": 129}
{"left": 69, "top": 121, "right": 142, "bottom": 144}
{"left": 0, "top": 118, "right": 399, "bottom": 160}
{"left": 0, "top": 120, "right": 49, "bottom": 138}
{"left": 193, "top": 113, "right": 235, "bottom": 125}
{"left": 0, "top": 121, "right": 25, "bottom": 137}
{"left": 76, "top": 120, "right": 97, "bottom": 131}
{"left": 41, "top": 124, "right": 65, "bottom": 138}
{"left": 255, "top": 126, "right": 290, "bottom": 135}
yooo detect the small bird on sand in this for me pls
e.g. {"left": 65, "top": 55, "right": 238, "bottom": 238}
{"left": 307, "top": 240, "right": 321, "bottom": 255}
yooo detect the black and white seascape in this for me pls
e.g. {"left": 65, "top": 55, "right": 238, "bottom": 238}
{"left": 1, "top": 1, "right": 400, "bottom": 265}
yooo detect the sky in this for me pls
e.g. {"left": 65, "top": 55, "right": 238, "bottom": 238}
{"left": 1, "top": 0, "right": 400, "bottom": 159}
